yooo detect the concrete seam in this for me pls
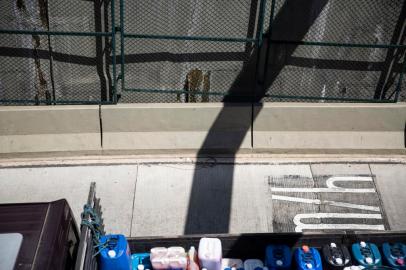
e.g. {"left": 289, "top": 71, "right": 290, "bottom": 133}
{"left": 251, "top": 102, "right": 254, "bottom": 149}
{"left": 129, "top": 164, "right": 138, "bottom": 236}
{"left": 403, "top": 121, "right": 406, "bottom": 148}
{"left": 368, "top": 163, "right": 391, "bottom": 230}
{"left": 99, "top": 105, "right": 103, "bottom": 148}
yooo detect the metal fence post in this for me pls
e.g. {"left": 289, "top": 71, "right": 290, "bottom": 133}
{"left": 119, "top": 0, "right": 125, "bottom": 94}
{"left": 256, "top": 0, "right": 267, "bottom": 47}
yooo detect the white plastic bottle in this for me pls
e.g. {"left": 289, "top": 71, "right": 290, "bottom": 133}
{"left": 188, "top": 246, "right": 200, "bottom": 270}
{"left": 198, "top": 238, "right": 222, "bottom": 270}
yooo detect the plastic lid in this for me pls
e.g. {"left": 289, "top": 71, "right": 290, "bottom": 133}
{"left": 360, "top": 242, "right": 367, "bottom": 248}
{"left": 396, "top": 258, "right": 404, "bottom": 265}
{"left": 276, "top": 260, "right": 283, "bottom": 266}
{"left": 108, "top": 250, "right": 116, "bottom": 258}
{"left": 365, "top": 257, "right": 373, "bottom": 264}
{"left": 168, "top": 246, "right": 186, "bottom": 255}
{"left": 138, "top": 265, "right": 145, "bottom": 270}
{"left": 345, "top": 266, "right": 362, "bottom": 270}
{"left": 151, "top": 247, "right": 168, "bottom": 257}
{"left": 335, "top": 258, "right": 343, "bottom": 265}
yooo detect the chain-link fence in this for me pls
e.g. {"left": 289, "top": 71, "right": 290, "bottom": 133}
{"left": 0, "top": 0, "right": 117, "bottom": 105}
{"left": 119, "top": 0, "right": 265, "bottom": 103}
{"left": 0, "top": 0, "right": 405, "bottom": 105}
{"left": 261, "top": 0, "right": 406, "bottom": 103}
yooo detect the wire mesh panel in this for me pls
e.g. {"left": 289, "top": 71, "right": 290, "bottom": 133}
{"left": 398, "top": 75, "right": 406, "bottom": 101}
{"left": 0, "top": 0, "right": 48, "bottom": 32}
{"left": 122, "top": 39, "right": 255, "bottom": 103}
{"left": 265, "top": 0, "right": 403, "bottom": 44}
{"left": 120, "top": 0, "right": 266, "bottom": 103}
{"left": 263, "top": 44, "right": 405, "bottom": 102}
{"left": 262, "top": 0, "right": 406, "bottom": 102}
{"left": 0, "top": 33, "right": 52, "bottom": 104}
{"left": 0, "top": 5, "right": 49, "bottom": 103}
{"left": 378, "top": 47, "right": 406, "bottom": 101}
{"left": 51, "top": 35, "right": 105, "bottom": 103}
{"left": 0, "top": 0, "right": 52, "bottom": 104}
{"left": 48, "top": 0, "right": 97, "bottom": 32}
{"left": 123, "top": 0, "right": 259, "bottom": 39}
{"left": 0, "top": 0, "right": 116, "bottom": 105}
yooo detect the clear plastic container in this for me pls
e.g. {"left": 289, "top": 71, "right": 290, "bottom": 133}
{"left": 244, "top": 259, "right": 264, "bottom": 270}
{"left": 222, "top": 258, "right": 244, "bottom": 270}
{"left": 198, "top": 238, "right": 222, "bottom": 270}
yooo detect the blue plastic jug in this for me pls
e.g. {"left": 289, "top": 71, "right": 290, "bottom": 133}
{"left": 99, "top": 234, "right": 132, "bottom": 270}
{"left": 382, "top": 243, "right": 406, "bottom": 269}
{"left": 265, "top": 245, "right": 292, "bottom": 270}
{"left": 351, "top": 241, "right": 381, "bottom": 267}
{"left": 294, "top": 245, "right": 322, "bottom": 270}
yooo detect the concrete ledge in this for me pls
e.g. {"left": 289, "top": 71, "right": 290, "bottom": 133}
{"left": 101, "top": 104, "right": 252, "bottom": 150}
{"left": 0, "top": 106, "right": 101, "bottom": 153}
{"left": 0, "top": 103, "right": 405, "bottom": 154}
{"left": 253, "top": 103, "right": 406, "bottom": 149}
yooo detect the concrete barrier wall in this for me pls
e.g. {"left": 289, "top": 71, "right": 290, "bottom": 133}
{"left": 101, "top": 104, "right": 252, "bottom": 150}
{"left": 254, "top": 103, "right": 406, "bottom": 150}
{"left": 0, "top": 103, "right": 405, "bottom": 154}
{"left": 0, "top": 106, "right": 101, "bottom": 153}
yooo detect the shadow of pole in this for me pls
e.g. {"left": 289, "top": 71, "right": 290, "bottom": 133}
{"left": 374, "top": 1, "right": 406, "bottom": 99}
{"left": 184, "top": 0, "right": 328, "bottom": 234}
